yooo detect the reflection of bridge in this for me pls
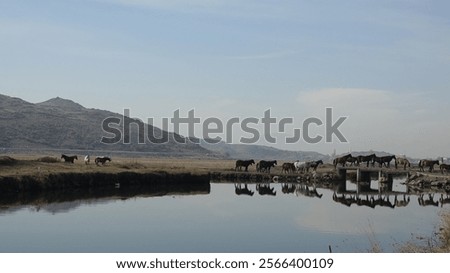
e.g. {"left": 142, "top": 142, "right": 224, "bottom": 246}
{"left": 336, "top": 166, "right": 410, "bottom": 182}
{"left": 229, "top": 181, "right": 450, "bottom": 209}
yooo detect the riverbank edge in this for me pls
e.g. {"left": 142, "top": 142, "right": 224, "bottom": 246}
{"left": 0, "top": 171, "right": 210, "bottom": 194}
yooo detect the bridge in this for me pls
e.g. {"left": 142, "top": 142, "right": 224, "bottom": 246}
{"left": 336, "top": 166, "right": 410, "bottom": 182}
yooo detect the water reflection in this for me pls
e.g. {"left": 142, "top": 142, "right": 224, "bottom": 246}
{"left": 0, "top": 182, "right": 210, "bottom": 215}
{"left": 1, "top": 178, "right": 450, "bottom": 215}
{"left": 230, "top": 178, "right": 450, "bottom": 210}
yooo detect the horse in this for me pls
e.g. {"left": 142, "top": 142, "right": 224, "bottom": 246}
{"left": 372, "top": 155, "right": 383, "bottom": 167}
{"left": 440, "top": 163, "right": 450, "bottom": 174}
{"left": 61, "top": 154, "right": 78, "bottom": 163}
{"left": 309, "top": 160, "right": 323, "bottom": 171}
{"left": 419, "top": 159, "right": 439, "bottom": 172}
{"left": 281, "top": 162, "right": 295, "bottom": 174}
{"left": 294, "top": 161, "right": 308, "bottom": 173}
{"left": 346, "top": 156, "right": 359, "bottom": 166}
{"left": 95, "top": 156, "right": 111, "bottom": 166}
{"left": 257, "top": 160, "right": 277, "bottom": 173}
{"left": 357, "top": 154, "right": 375, "bottom": 167}
{"left": 333, "top": 154, "right": 352, "bottom": 168}
{"left": 235, "top": 159, "right": 255, "bottom": 172}
{"left": 379, "top": 155, "right": 396, "bottom": 168}
{"left": 281, "top": 183, "right": 296, "bottom": 194}
{"left": 84, "top": 155, "right": 90, "bottom": 165}
{"left": 395, "top": 157, "right": 410, "bottom": 170}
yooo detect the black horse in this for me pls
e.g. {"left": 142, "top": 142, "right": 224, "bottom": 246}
{"left": 357, "top": 154, "right": 375, "bottom": 167}
{"left": 235, "top": 159, "right": 255, "bottom": 172}
{"left": 61, "top": 154, "right": 78, "bottom": 163}
{"left": 95, "top": 156, "right": 111, "bottom": 166}
{"left": 257, "top": 160, "right": 277, "bottom": 173}
{"left": 379, "top": 155, "right": 396, "bottom": 168}
{"left": 309, "top": 160, "right": 323, "bottom": 171}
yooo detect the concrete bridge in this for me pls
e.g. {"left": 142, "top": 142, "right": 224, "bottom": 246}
{"left": 336, "top": 166, "right": 410, "bottom": 182}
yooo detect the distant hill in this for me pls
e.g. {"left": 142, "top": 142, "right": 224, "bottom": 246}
{"left": 0, "top": 94, "right": 213, "bottom": 157}
{"left": 200, "top": 140, "right": 328, "bottom": 162}
{"left": 0, "top": 93, "right": 335, "bottom": 160}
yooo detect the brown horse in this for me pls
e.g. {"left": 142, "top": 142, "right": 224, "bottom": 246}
{"left": 440, "top": 163, "right": 450, "bottom": 174}
{"left": 395, "top": 157, "right": 411, "bottom": 170}
{"left": 235, "top": 159, "right": 255, "bottom": 172}
{"left": 281, "top": 162, "right": 295, "bottom": 173}
{"left": 333, "top": 154, "right": 352, "bottom": 169}
{"left": 419, "top": 159, "right": 439, "bottom": 172}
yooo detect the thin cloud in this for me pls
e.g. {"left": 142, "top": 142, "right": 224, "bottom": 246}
{"left": 225, "top": 50, "right": 299, "bottom": 60}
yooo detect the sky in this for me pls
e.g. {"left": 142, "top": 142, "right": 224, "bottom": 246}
{"left": 1, "top": 0, "right": 450, "bottom": 158}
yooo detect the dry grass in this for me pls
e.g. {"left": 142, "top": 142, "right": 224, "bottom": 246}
{"left": 0, "top": 154, "right": 238, "bottom": 177}
{"left": 0, "top": 154, "right": 338, "bottom": 178}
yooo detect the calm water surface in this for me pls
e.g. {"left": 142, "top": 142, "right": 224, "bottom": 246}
{"left": 0, "top": 180, "right": 447, "bottom": 253}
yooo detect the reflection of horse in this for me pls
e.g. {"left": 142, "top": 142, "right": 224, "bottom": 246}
{"left": 234, "top": 183, "right": 254, "bottom": 196}
{"left": 332, "top": 192, "right": 354, "bottom": 207}
{"left": 357, "top": 154, "right": 375, "bottom": 167}
{"left": 282, "top": 163, "right": 295, "bottom": 174}
{"left": 419, "top": 160, "right": 439, "bottom": 172}
{"left": 84, "top": 155, "right": 90, "bottom": 165}
{"left": 61, "top": 154, "right": 78, "bottom": 163}
{"left": 418, "top": 194, "right": 439, "bottom": 207}
{"left": 295, "top": 184, "right": 322, "bottom": 198}
{"left": 395, "top": 157, "right": 410, "bottom": 170}
{"left": 95, "top": 156, "right": 111, "bottom": 166}
{"left": 440, "top": 163, "right": 450, "bottom": 174}
{"left": 356, "top": 195, "right": 375, "bottom": 209}
{"left": 439, "top": 194, "right": 450, "bottom": 207}
{"left": 372, "top": 195, "right": 395, "bottom": 209}
{"left": 256, "top": 184, "right": 276, "bottom": 196}
{"left": 235, "top": 159, "right": 255, "bottom": 172}
{"left": 333, "top": 154, "right": 352, "bottom": 168}
{"left": 257, "top": 160, "right": 277, "bottom": 173}
{"left": 394, "top": 194, "right": 410, "bottom": 208}
{"left": 281, "top": 183, "right": 296, "bottom": 194}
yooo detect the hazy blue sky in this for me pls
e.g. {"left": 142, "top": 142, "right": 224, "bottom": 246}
{"left": 1, "top": 0, "right": 450, "bottom": 158}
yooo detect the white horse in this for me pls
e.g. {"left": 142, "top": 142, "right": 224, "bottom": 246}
{"left": 294, "top": 161, "right": 314, "bottom": 173}
{"left": 84, "top": 155, "right": 90, "bottom": 165}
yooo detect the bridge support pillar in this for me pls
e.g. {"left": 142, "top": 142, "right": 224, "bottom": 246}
{"left": 337, "top": 168, "right": 346, "bottom": 181}
{"left": 359, "top": 171, "right": 371, "bottom": 182}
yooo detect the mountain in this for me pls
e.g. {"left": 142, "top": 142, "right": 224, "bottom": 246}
{"left": 0, "top": 94, "right": 213, "bottom": 156}
{"left": 0, "top": 93, "right": 330, "bottom": 160}
{"left": 200, "top": 140, "right": 328, "bottom": 161}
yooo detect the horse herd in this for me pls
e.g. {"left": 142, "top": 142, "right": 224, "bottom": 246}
{"left": 61, "top": 154, "right": 111, "bottom": 166}
{"left": 235, "top": 154, "right": 450, "bottom": 175}
{"left": 332, "top": 153, "right": 450, "bottom": 173}
{"left": 234, "top": 159, "right": 324, "bottom": 174}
